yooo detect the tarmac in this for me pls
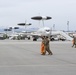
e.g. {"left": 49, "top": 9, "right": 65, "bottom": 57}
{"left": 0, "top": 39, "right": 76, "bottom": 75}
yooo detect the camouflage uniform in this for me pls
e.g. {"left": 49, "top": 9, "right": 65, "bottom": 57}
{"left": 74, "top": 36, "right": 76, "bottom": 48}
{"left": 44, "top": 36, "right": 53, "bottom": 55}
{"left": 72, "top": 36, "right": 75, "bottom": 47}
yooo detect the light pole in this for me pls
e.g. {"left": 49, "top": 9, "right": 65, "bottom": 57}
{"left": 67, "top": 21, "right": 69, "bottom": 31}
{"left": 53, "top": 24, "right": 55, "bottom": 30}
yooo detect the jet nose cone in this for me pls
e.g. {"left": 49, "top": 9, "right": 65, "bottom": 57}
{"left": 46, "top": 32, "right": 50, "bottom": 34}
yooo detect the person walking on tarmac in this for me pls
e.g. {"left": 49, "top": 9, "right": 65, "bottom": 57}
{"left": 72, "top": 36, "right": 76, "bottom": 48}
{"left": 41, "top": 36, "right": 46, "bottom": 55}
{"left": 44, "top": 36, "right": 53, "bottom": 55}
{"left": 72, "top": 36, "right": 75, "bottom": 47}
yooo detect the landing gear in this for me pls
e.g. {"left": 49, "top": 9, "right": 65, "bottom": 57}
{"left": 33, "top": 36, "right": 37, "bottom": 41}
{"left": 28, "top": 37, "right": 30, "bottom": 40}
{"left": 33, "top": 38, "right": 37, "bottom": 41}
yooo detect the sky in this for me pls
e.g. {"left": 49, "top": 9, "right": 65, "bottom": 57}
{"left": 0, "top": 0, "right": 76, "bottom": 31}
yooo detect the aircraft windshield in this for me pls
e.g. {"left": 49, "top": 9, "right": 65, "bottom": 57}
{"left": 46, "top": 30, "right": 50, "bottom": 32}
